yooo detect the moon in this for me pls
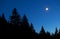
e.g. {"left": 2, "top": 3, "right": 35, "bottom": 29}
{"left": 45, "top": 8, "right": 48, "bottom": 11}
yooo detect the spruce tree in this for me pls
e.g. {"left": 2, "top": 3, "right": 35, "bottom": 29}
{"left": 10, "top": 8, "right": 21, "bottom": 25}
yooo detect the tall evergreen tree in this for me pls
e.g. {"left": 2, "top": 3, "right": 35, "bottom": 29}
{"left": 55, "top": 27, "right": 58, "bottom": 35}
{"left": 39, "top": 26, "right": 46, "bottom": 39}
{"left": 30, "top": 23, "right": 35, "bottom": 32}
{"left": 22, "top": 14, "right": 29, "bottom": 32}
{"left": 30, "top": 23, "right": 38, "bottom": 39}
{"left": 40, "top": 26, "right": 45, "bottom": 34}
{"left": 9, "top": 8, "right": 21, "bottom": 32}
{"left": 22, "top": 14, "right": 29, "bottom": 26}
{"left": 10, "top": 8, "right": 21, "bottom": 25}
{"left": 0, "top": 13, "right": 7, "bottom": 25}
{"left": 54, "top": 27, "right": 58, "bottom": 39}
{"left": 0, "top": 13, "right": 7, "bottom": 32}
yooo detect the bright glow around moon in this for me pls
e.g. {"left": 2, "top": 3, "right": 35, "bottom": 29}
{"left": 46, "top": 8, "right": 48, "bottom": 11}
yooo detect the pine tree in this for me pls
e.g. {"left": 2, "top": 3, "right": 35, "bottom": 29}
{"left": 1, "top": 13, "right": 7, "bottom": 24}
{"left": 10, "top": 8, "right": 21, "bottom": 25}
{"left": 40, "top": 26, "right": 45, "bottom": 34}
{"left": 22, "top": 14, "right": 29, "bottom": 26}
{"left": 39, "top": 26, "right": 46, "bottom": 39}
{"left": 30, "top": 23, "right": 35, "bottom": 32}
{"left": 30, "top": 23, "right": 37, "bottom": 39}
{"left": 55, "top": 27, "right": 58, "bottom": 35}
{"left": 0, "top": 13, "right": 7, "bottom": 32}
{"left": 54, "top": 27, "right": 58, "bottom": 39}
{"left": 22, "top": 14, "right": 29, "bottom": 32}
{"left": 9, "top": 8, "right": 21, "bottom": 32}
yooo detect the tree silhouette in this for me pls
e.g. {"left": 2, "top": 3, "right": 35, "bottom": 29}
{"left": 9, "top": 8, "right": 21, "bottom": 32}
{"left": 22, "top": 14, "right": 29, "bottom": 32}
{"left": 29, "top": 23, "right": 38, "bottom": 39}
{"left": 39, "top": 26, "right": 46, "bottom": 39}
{"left": 30, "top": 23, "right": 35, "bottom": 32}
{"left": 1, "top": 13, "right": 7, "bottom": 24}
{"left": 0, "top": 13, "right": 7, "bottom": 32}
{"left": 55, "top": 27, "right": 58, "bottom": 35}
{"left": 10, "top": 8, "right": 21, "bottom": 25}
{"left": 22, "top": 14, "right": 29, "bottom": 26}
{"left": 54, "top": 27, "right": 58, "bottom": 39}
{"left": 40, "top": 26, "right": 45, "bottom": 34}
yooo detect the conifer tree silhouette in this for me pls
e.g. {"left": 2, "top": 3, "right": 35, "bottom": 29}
{"left": 1, "top": 13, "right": 7, "bottom": 24}
{"left": 30, "top": 23, "right": 35, "bottom": 32}
{"left": 40, "top": 26, "right": 45, "bottom": 34}
{"left": 10, "top": 8, "right": 21, "bottom": 25}
{"left": 55, "top": 28, "right": 58, "bottom": 35}
{"left": 54, "top": 27, "right": 58, "bottom": 39}
{"left": 29, "top": 23, "right": 35, "bottom": 36}
{"left": 0, "top": 13, "right": 7, "bottom": 32}
{"left": 22, "top": 14, "right": 29, "bottom": 32}
{"left": 29, "top": 23, "right": 38, "bottom": 39}
{"left": 39, "top": 26, "right": 46, "bottom": 39}
{"left": 10, "top": 8, "right": 21, "bottom": 32}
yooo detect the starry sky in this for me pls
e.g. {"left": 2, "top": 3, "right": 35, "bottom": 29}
{"left": 1, "top": 0, "right": 60, "bottom": 33}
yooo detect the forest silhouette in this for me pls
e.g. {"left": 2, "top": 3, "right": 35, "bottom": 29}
{"left": 0, "top": 8, "right": 60, "bottom": 39}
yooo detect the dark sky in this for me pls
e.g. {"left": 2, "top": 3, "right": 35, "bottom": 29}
{"left": 1, "top": 0, "right": 60, "bottom": 33}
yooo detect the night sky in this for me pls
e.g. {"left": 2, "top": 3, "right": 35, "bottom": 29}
{"left": 1, "top": 0, "right": 60, "bottom": 33}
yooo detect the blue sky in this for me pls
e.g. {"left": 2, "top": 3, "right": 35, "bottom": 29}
{"left": 1, "top": 0, "right": 60, "bottom": 33}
